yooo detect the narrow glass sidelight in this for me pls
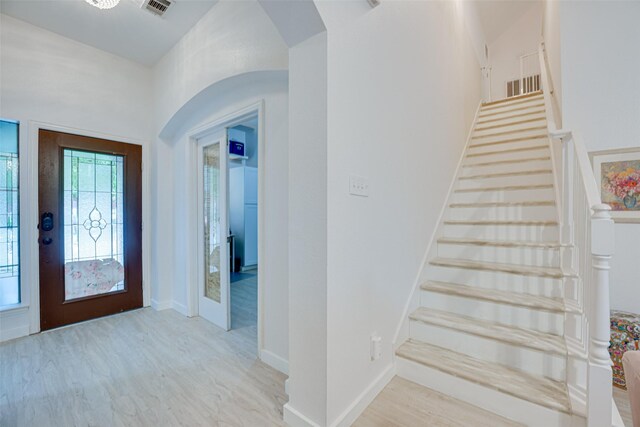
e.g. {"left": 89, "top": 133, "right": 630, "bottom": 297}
{"left": 0, "top": 120, "right": 20, "bottom": 307}
{"left": 63, "top": 149, "right": 125, "bottom": 301}
{"left": 203, "top": 143, "right": 222, "bottom": 303}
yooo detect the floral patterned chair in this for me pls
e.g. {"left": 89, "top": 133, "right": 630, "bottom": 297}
{"left": 610, "top": 310, "right": 640, "bottom": 389}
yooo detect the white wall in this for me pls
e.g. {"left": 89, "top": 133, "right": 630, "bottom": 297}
{"left": 153, "top": 0, "right": 288, "bottom": 133}
{"left": 311, "top": 1, "right": 482, "bottom": 424}
{"left": 560, "top": 1, "right": 640, "bottom": 314}
{"left": 542, "top": 0, "right": 562, "bottom": 121}
{"left": 0, "top": 14, "right": 153, "bottom": 341}
{"left": 284, "top": 31, "right": 328, "bottom": 427}
{"left": 151, "top": 0, "right": 291, "bottom": 371}
{"left": 489, "top": 3, "right": 543, "bottom": 101}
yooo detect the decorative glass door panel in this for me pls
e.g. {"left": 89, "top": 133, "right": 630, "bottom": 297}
{"left": 198, "top": 132, "right": 230, "bottom": 330}
{"left": 63, "top": 150, "right": 125, "bottom": 301}
{"left": 203, "top": 145, "right": 221, "bottom": 303}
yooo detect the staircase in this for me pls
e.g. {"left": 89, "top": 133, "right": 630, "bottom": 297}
{"left": 395, "top": 91, "right": 585, "bottom": 426}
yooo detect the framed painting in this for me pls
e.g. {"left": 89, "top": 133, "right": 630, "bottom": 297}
{"left": 591, "top": 147, "right": 640, "bottom": 223}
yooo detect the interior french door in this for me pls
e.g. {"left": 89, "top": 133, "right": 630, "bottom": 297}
{"left": 197, "top": 130, "right": 230, "bottom": 330}
{"left": 38, "top": 130, "right": 143, "bottom": 330}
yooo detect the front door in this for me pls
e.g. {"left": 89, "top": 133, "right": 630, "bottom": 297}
{"left": 38, "top": 130, "right": 143, "bottom": 331}
{"left": 197, "top": 130, "right": 230, "bottom": 330}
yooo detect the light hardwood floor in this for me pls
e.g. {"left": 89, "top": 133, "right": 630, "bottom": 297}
{"left": 355, "top": 376, "right": 522, "bottom": 427}
{"left": 614, "top": 386, "right": 633, "bottom": 427}
{"left": 0, "top": 307, "right": 287, "bottom": 427}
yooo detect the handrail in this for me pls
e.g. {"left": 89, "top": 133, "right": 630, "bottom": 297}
{"left": 538, "top": 42, "right": 602, "bottom": 209}
{"left": 539, "top": 41, "right": 614, "bottom": 427}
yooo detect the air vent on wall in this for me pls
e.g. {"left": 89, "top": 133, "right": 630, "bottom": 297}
{"left": 142, "top": 0, "right": 171, "bottom": 16}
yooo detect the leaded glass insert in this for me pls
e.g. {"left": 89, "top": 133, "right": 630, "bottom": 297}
{"left": 203, "top": 144, "right": 221, "bottom": 303}
{"left": 63, "top": 150, "right": 125, "bottom": 301}
{"left": 0, "top": 120, "right": 19, "bottom": 307}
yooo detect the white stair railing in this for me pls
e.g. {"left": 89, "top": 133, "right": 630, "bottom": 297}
{"left": 539, "top": 42, "right": 614, "bottom": 426}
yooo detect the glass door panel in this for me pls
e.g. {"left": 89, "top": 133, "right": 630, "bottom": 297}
{"left": 203, "top": 144, "right": 221, "bottom": 303}
{"left": 63, "top": 149, "right": 125, "bottom": 301}
{"left": 198, "top": 131, "right": 230, "bottom": 330}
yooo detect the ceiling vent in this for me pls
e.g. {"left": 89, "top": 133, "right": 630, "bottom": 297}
{"left": 142, "top": 0, "right": 171, "bottom": 17}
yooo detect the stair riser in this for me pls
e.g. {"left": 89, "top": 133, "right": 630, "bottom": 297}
{"left": 419, "top": 290, "right": 564, "bottom": 334}
{"left": 437, "top": 243, "right": 561, "bottom": 267}
{"left": 442, "top": 223, "right": 559, "bottom": 242}
{"left": 480, "top": 98, "right": 545, "bottom": 116}
{"left": 478, "top": 104, "right": 547, "bottom": 122}
{"left": 396, "top": 358, "right": 575, "bottom": 427}
{"left": 473, "top": 119, "right": 547, "bottom": 137}
{"left": 447, "top": 205, "right": 557, "bottom": 221}
{"left": 466, "top": 147, "right": 550, "bottom": 165}
{"left": 468, "top": 137, "right": 548, "bottom": 154}
{"left": 463, "top": 159, "right": 551, "bottom": 177}
{"left": 458, "top": 172, "right": 554, "bottom": 188}
{"left": 476, "top": 110, "right": 546, "bottom": 127}
{"left": 452, "top": 187, "right": 555, "bottom": 203}
{"left": 409, "top": 320, "right": 566, "bottom": 381}
{"left": 425, "top": 265, "right": 564, "bottom": 297}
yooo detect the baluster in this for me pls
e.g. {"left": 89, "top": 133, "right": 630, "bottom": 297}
{"left": 587, "top": 204, "right": 614, "bottom": 427}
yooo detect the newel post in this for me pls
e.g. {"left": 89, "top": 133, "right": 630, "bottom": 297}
{"left": 587, "top": 204, "right": 614, "bottom": 427}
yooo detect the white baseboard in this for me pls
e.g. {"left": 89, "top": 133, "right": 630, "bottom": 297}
{"left": 260, "top": 349, "right": 289, "bottom": 375}
{"left": 329, "top": 363, "right": 395, "bottom": 427}
{"left": 0, "top": 324, "right": 29, "bottom": 343}
{"left": 0, "top": 306, "right": 31, "bottom": 343}
{"left": 283, "top": 403, "right": 322, "bottom": 427}
{"left": 172, "top": 300, "right": 189, "bottom": 316}
{"left": 151, "top": 299, "right": 172, "bottom": 311}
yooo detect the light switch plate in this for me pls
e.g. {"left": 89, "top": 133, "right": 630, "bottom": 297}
{"left": 349, "top": 175, "right": 369, "bottom": 197}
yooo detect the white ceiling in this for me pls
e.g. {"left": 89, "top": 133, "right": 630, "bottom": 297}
{"left": 0, "top": 0, "right": 218, "bottom": 66}
{"left": 476, "top": 0, "right": 540, "bottom": 45}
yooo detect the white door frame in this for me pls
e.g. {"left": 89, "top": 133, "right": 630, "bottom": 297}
{"left": 25, "top": 121, "right": 151, "bottom": 334}
{"left": 185, "top": 101, "right": 265, "bottom": 351}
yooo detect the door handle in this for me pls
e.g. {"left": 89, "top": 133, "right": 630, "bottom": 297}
{"left": 41, "top": 212, "right": 54, "bottom": 231}
{"left": 41, "top": 237, "right": 53, "bottom": 245}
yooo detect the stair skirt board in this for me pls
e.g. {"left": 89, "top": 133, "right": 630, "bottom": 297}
{"left": 396, "top": 357, "right": 576, "bottom": 427}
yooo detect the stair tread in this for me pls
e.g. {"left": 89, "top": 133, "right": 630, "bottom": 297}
{"left": 476, "top": 109, "right": 546, "bottom": 125}
{"left": 463, "top": 156, "right": 551, "bottom": 167}
{"left": 481, "top": 97, "right": 546, "bottom": 112}
{"left": 430, "top": 257, "right": 569, "bottom": 278}
{"left": 444, "top": 219, "right": 557, "bottom": 225}
{"left": 459, "top": 169, "right": 552, "bottom": 179}
{"left": 455, "top": 184, "right": 554, "bottom": 193}
{"left": 469, "top": 134, "right": 547, "bottom": 149}
{"left": 409, "top": 307, "right": 567, "bottom": 354}
{"left": 472, "top": 126, "right": 548, "bottom": 140}
{"left": 450, "top": 200, "right": 555, "bottom": 208}
{"left": 438, "top": 237, "right": 563, "bottom": 248}
{"left": 396, "top": 339, "right": 571, "bottom": 413}
{"left": 481, "top": 91, "right": 543, "bottom": 107}
{"left": 421, "top": 280, "right": 575, "bottom": 313}
{"left": 479, "top": 103, "right": 546, "bottom": 119}
{"left": 467, "top": 145, "right": 548, "bottom": 158}
{"left": 475, "top": 117, "right": 546, "bottom": 132}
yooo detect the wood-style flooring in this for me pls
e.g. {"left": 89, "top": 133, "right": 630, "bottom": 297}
{"left": 0, "top": 305, "right": 286, "bottom": 426}
{"left": 614, "top": 386, "right": 634, "bottom": 427}
{"left": 2, "top": 274, "right": 561, "bottom": 427}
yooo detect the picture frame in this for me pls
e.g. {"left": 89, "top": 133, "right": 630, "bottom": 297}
{"left": 590, "top": 147, "right": 640, "bottom": 223}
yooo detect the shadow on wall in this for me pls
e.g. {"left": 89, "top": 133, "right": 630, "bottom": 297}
{"left": 158, "top": 70, "right": 288, "bottom": 143}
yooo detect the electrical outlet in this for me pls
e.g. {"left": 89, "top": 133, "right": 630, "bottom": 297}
{"left": 370, "top": 334, "right": 382, "bottom": 361}
{"left": 349, "top": 175, "right": 369, "bottom": 197}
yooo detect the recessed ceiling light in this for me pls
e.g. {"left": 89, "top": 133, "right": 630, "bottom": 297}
{"left": 85, "top": 0, "right": 121, "bottom": 10}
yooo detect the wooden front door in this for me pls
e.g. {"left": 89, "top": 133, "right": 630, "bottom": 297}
{"left": 38, "top": 130, "right": 143, "bottom": 330}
